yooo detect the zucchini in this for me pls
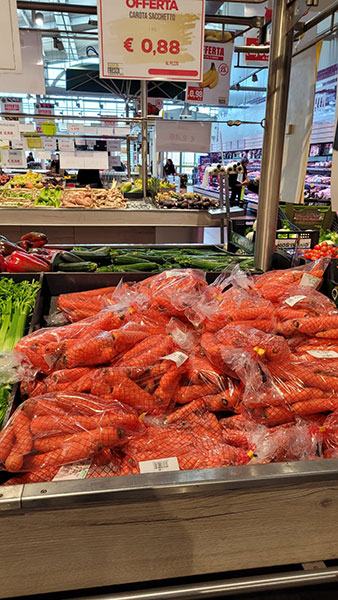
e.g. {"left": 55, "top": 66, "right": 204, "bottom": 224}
{"left": 114, "top": 255, "right": 153, "bottom": 265}
{"left": 60, "top": 251, "right": 85, "bottom": 263}
{"left": 113, "top": 262, "right": 159, "bottom": 272}
{"left": 57, "top": 261, "right": 98, "bottom": 272}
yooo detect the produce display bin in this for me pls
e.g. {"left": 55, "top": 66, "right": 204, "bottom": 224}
{"left": 1, "top": 265, "right": 338, "bottom": 600}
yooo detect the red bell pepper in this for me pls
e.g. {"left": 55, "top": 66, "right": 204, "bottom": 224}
{"left": 0, "top": 253, "right": 7, "bottom": 272}
{"left": 21, "top": 232, "right": 48, "bottom": 248}
{"left": 6, "top": 251, "right": 50, "bottom": 273}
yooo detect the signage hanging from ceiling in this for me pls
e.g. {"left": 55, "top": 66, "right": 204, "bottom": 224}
{"left": 0, "top": 0, "right": 22, "bottom": 74}
{"left": 98, "top": 0, "right": 205, "bottom": 81}
{"left": 0, "top": 97, "right": 23, "bottom": 114}
{"left": 186, "top": 42, "right": 233, "bottom": 106}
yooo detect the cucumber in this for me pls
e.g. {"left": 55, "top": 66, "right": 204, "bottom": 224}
{"left": 57, "top": 261, "right": 98, "bottom": 272}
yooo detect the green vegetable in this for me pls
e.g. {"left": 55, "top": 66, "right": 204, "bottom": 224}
{"left": 113, "top": 262, "right": 159, "bottom": 272}
{"left": 35, "top": 187, "right": 62, "bottom": 207}
{"left": 113, "top": 255, "right": 154, "bottom": 265}
{"left": 0, "top": 278, "right": 40, "bottom": 353}
{"left": 60, "top": 252, "right": 85, "bottom": 263}
{"left": 72, "top": 247, "right": 111, "bottom": 263}
{"left": 57, "top": 262, "right": 97, "bottom": 272}
{"left": 0, "top": 383, "right": 11, "bottom": 429}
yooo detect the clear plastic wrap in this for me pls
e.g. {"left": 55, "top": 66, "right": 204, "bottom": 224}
{"left": 0, "top": 392, "right": 144, "bottom": 473}
{"left": 253, "top": 257, "right": 330, "bottom": 303}
{"left": 57, "top": 286, "right": 118, "bottom": 322}
{"left": 193, "top": 267, "right": 276, "bottom": 334}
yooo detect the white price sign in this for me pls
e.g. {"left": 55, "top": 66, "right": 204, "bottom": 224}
{"left": 98, "top": 0, "right": 205, "bottom": 81}
{"left": 1, "top": 149, "right": 26, "bottom": 167}
{"left": 156, "top": 120, "right": 211, "bottom": 152}
{"left": 0, "top": 121, "right": 20, "bottom": 138}
{"left": 186, "top": 42, "right": 233, "bottom": 106}
{"left": 109, "top": 155, "right": 122, "bottom": 169}
{"left": 107, "top": 139, "right": 121, "bottom": 152}
{"left": 43, "top": 138, "right": 57, "bottom": 151}
{"left": 58, "top": 139, "right": 75, "bottom": 152}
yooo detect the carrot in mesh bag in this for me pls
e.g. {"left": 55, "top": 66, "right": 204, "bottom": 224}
{"left": 0, "top": 393, "right": 144, "bottom": 473}
{"left": 57, "top": 286, "right": 118, "bottom": 321}
{"left": 135, "top": 269, "right": 207, "bottom": 320}
{"left": 253, "top": 257, "right": 329, "bottom": 303}
{"left": 14, "top": 309, "right": 126, "bottom": 375}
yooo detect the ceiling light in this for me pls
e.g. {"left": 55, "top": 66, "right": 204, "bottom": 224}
{"left": 33, "top": 11, "right": 44, "bottom": 27}
{"left": 252, "top": 73, "right": 258, "bottom": 83}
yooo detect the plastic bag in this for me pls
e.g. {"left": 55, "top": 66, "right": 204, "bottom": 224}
{"left": 0, "top": 392, "right": 144, "bottom": 473}
{"left": 253, "top": 257, "right": 329, "bottom": 303}
{"left": 57, "top": 285, "right": 118, "bottom": 322}
{"left": 194, "top": 267, "right": 276, "bottom": 334}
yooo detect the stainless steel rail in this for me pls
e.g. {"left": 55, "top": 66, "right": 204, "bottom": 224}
{"left": 63, "top": 567, "right": 338, "bottom": 600}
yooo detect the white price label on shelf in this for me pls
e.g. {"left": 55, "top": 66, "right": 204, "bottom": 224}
{"left": 139, "top": 457, "right": 180, "bottom": 474}
{"left": 98, "top": 0, "right": 205, "bottom": 81}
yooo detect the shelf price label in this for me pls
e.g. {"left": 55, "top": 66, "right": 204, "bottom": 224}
{"left": 98, "top": 0, "right": 205, "bottom": 81}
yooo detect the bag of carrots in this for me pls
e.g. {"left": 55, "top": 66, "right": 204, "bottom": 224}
{"left": 193, "top": 267, "right": 276, "bottom": 334}
{"left": 0, "top": 392, "right": 145, "bottom": 473}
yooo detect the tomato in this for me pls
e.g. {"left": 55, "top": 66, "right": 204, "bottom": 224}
{"left": 314, "top": 244, "right": 321, "bottom": 250}
{"left": 321, "top": 241, "right": 328, "bottom": 247}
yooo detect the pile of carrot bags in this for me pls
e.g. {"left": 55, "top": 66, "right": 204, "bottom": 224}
{"left": 2, "top": 257, "right": 338, "bottom": 486}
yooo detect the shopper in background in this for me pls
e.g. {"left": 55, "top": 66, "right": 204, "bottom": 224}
{"left": 229, "top": 157, "right": 250, "bottom": 206}
{"left": 163, "top": 158, "right": 176, "bottom": 178}
{"left": 247, "top": 175, "right": 260, "bottom": 195}
{"left": 27, "top": 152, "right": 35, "bottom": 165}
{"left": 50, "top": 153, "right": 60, "bottom": 174}
{"left": 77, "top": 169, "right": 103, "bottom": 188}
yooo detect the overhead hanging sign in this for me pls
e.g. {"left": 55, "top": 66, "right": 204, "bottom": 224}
{"left": 0, "top": 31, "right": 45, "bottom": 94}
{"left": 156, "top": 120, "right": 211, "bottom": 152}
{"left": 186, "top": 42, "right": 233, "bottom": 106}
{"left": 36, "top": 103, "right": 54, "bottom": 116}
{"left": 109, "top": 155, "right": 122, "bottom": 169}
{"left": 0, "top": 97, "right": 23, "bottom": 114}
{"left": 243, "top": 37, "right": 269, "bottom": 67}
{"left": 98, "top": 0, "right": 205, "bottom": 81}
{"left": 60, "top": 151, "right": 109, "bottom": 170}
{"left": 0, "top": 0, "right": 22, "bottom": 73}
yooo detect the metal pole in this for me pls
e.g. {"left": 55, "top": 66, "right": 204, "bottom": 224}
{"left": 254, "top": 0, "right": 294, "bottom": 271}
{"left": 219, "top": 173, "right": 225, "bottom": 244}
{"left": 125, "top": 103, "right": 131, "bottom": 180}
{"left": 141, "top": 81, "right": 148, "bottom": 198}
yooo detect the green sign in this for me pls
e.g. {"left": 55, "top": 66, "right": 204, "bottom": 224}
{"left": 41, "top": 120, "right": 56, "bottom": 136}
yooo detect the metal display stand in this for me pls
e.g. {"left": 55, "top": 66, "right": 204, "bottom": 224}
{"left": 1, "top": 2, "right": 338, "bottom": 599}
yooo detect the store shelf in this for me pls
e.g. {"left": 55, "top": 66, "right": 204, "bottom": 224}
{"left": 1, "top": 458, "right": 338, "bottom": 598}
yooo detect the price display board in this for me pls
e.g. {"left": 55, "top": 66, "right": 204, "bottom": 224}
{"left": 98, "top": 0, "right": 205, "bottom": 81}
{"left": 186, "top": 42, "right": 233, "bottom": 106}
